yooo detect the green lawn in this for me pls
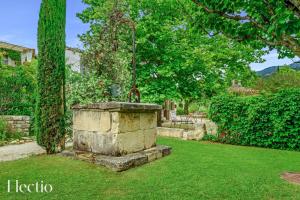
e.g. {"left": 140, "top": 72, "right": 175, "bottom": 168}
{"left": 1, "top": 137, "right": 300, "bottom": 200}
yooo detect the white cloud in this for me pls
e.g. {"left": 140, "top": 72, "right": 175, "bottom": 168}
{"left": 250, "top": 50, "right": 299, "bottom": 71}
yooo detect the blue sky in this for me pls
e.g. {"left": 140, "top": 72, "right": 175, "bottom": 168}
{"left": 0, "top": 0, "right": 88, "bottom": 49}
{"left": 0, "top": 0, "right": 298, "bottom": 71}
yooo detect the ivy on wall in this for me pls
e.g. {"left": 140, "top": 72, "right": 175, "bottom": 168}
{"left": 0, "top": 48, "right": 22, "bottom": 62}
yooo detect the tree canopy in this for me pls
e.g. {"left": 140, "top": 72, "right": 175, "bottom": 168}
{"left": 78, "top": 0, "right": 262, "bottom": 110}
{"left": 190, "top": 0, "right": 300, "bottom": 57}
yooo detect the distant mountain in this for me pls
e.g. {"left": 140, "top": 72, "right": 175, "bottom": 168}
{"left": 257, "top": 61, "right": 300, "bottom": 77}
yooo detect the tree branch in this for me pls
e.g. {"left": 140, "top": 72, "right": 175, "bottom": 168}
{"left": 285, "top": 0, "right": 300, "bottom": 17}
{"left": 191, "top": 0, "right": 267, "bottom": 31}
{"left": 191, "top": 0, "right": 300, "bottom": 57}
{"left": 176, "top": 0, "right": 213, "bottom": 36}
{"left": 191, "top": 0, "right": 250, "bottom": 21}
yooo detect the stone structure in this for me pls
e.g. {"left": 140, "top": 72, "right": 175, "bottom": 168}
{"left": 65, "top": 47, "right": 84, "bottom": 73}
{"left": 0, "top": 115, "right": 30, "bottom": 136}
{"left": 69, "top": 102, "right": 171, "bottom": 171}
{"left": 61, "top": 145, "right": 171, "bottom": 172}
{"left": 228, "top": 80, "right": 259, "bottom": 95}
{"left": 202, "top": 119, "right": 218, "bottom": 135}
{"left": 157, "top": 127, "right": 205, "bottom": 140}
{"left": 0, "top": 41, "right": 35, "bottom": 66}
{"left": 157, "top": 127, "right": 184, "bottom": 138}
{"left": 73, "top": 102, "right": 162, "bottom": 156}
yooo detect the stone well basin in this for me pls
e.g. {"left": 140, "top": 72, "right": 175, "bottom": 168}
{"left": 72, "top": 102, "right": 162, "bottom": 156}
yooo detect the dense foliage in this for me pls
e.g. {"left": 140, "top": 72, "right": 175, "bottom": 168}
{"left": 0, "top": 62, "right": 36, "bottom": 116}
{"left": 255, "top": 67, "right": 300, "bottom": 93}
{"left": 209, "top": 89, "right": 300, "bottom": 150}
{"left": 79, "top": 0, "right": 262, "bottom": 111}
{"left": 65, "top": 68, "right": 114, "bottom": 135}
{"left": 191, "top": 0, "right": 300, "bottom": 57}
{"left": 36, "top": 0, "right": 66, "bottom": 154}
{"left": 135, "top": 3, "right": 261, "bottom": 106}
{"left": 78, "top": 0, "right": 132, "bottom": 97}
{"left": 66, "top": 71, "right": 111, "bottom": 106}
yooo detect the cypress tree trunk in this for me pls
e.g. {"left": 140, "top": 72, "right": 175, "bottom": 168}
{"left": 36, "top": 0, "right": 66, "bottom": 154}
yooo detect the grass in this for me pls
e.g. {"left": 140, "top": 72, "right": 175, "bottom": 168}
{"left": 1, "top": 137, "right": 300, "bottom": 199}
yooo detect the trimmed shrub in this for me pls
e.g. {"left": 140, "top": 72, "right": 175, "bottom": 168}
{"left": 209, "top": 89, "right": 300, "bottom": 150}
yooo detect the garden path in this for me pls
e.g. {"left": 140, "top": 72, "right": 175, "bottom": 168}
{"left": 0, "top": 142, "right": 45, "bottom": 162}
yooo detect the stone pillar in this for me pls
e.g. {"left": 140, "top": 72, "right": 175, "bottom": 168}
{"left": 72, "top": 102, "right": 162, "bottom": 156}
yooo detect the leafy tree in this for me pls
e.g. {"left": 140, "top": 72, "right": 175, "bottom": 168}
{"left": 36, "top": 0, "right": 66, "bottom": 154}
{"left": 79, "top": 0, "right": 261, "bottom": 113}
{"left": 64, "top": 67, "right": 113, "bottom": 136}
{"left": 78, "top": 0, "right": 132, "bottom": 99}
{"left": 190, "top": 0, "right": 300, "bottom": 57}
{"left": 134, "top": 0, "right": 261, "bottom": 112}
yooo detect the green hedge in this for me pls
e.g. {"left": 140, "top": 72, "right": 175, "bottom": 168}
{"left": 209, "top": 89, "right": 300, "bottom": 150}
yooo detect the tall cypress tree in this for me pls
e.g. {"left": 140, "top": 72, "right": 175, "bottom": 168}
{"left": 36, "top": 0, "right": 66, "bottom": 154}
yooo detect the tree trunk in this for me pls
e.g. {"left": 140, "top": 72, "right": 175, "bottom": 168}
{"left": 157, "top": 110, "right": 162, "bottom": 127}
{"left": 184, "top": 101, "right": 189, "bottom": 115}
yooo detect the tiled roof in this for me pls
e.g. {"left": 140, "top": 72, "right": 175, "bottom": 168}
{"left": 0, "top": 41, "right": 35, "bottom": 52}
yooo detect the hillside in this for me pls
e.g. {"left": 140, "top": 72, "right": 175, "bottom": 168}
{"left": 257, "top": 61, "right": 300, "bottom": 76}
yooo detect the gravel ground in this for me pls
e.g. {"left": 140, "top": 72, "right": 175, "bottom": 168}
{"left": 0, "top": 142, "right": 45, "bottom": 162}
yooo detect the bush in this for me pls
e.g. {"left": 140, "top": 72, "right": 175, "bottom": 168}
{"left": 189, "top": 100, "right": 210, "bottom": 114}
{"left": 66, "top": 71, "right": 111, "bottom": 107}
{"left": 202, "top": 134, "right": 218, "bottom": 142}
{"left": 189, "top": 103, "right": 199, "bottom": 113}
{"left": 176, "top": 107, "right": 185, "bottom": 115}
{"left": 65, "top": 68, "right": 126, "bottom": 136}
{"left": 0, "top": 119, "right": 21, "bottom": 141}
{"left": 209, "top": 89, "right": 300, "bottom": 150}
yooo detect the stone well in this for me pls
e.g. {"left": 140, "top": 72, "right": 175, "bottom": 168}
{"left": 72, "top": 102, "right": 162, "bottom": 156}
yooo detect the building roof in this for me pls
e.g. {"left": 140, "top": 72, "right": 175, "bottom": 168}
{"left": 228, "top": 80, "right": 259, "bottom": 95}
{"left": 0, "top": 41, "right": 35, "bottom": 52}
{"left": 66, "top": 46, "right": 82, "bottom": 53}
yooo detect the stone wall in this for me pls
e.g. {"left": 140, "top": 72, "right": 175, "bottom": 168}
{"left": 0, "top": 115, "right": 30, "bottom": 136}
{"left": 202, "top": 119, "right": 218, "bottom": 135}
{"left": 157, "top": 127, "right": 184, "bottom": 138}
{"left": 73, "top": 102, "right": 161, "bottom": 156}
{"left": 157, "top": 127, "right": 205, "bottom": 140}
